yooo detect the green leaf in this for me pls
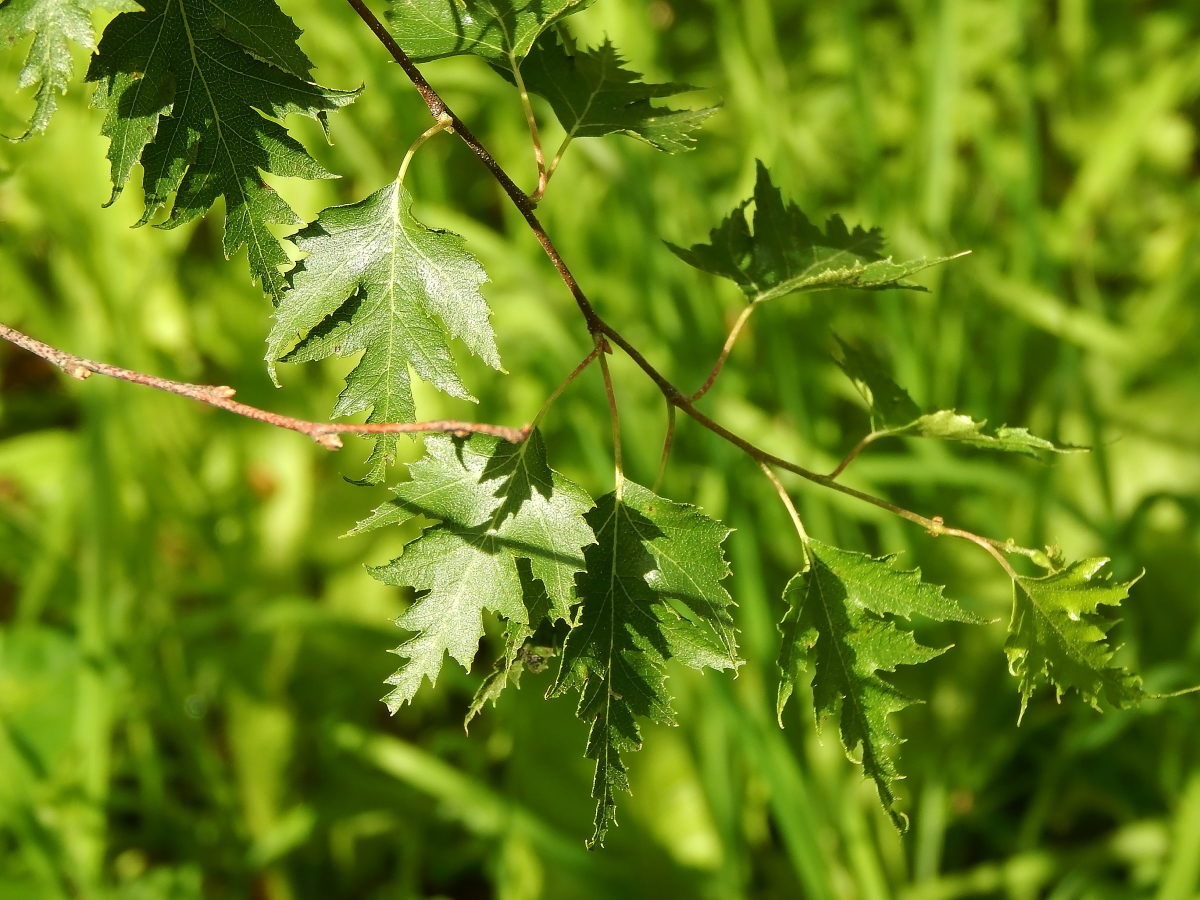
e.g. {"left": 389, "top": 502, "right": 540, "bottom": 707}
{"left": 0, "top": 0, "right": 138, "bottom": 140}
{"left": 668, "top": 161, "right": 965, "bottom": 303}
{"left": 501, "top": 35, "right": 717, "bottom": 152}
{"left": 835, "top": 337, "right": 921, "bottom": 431}
{"left": 361, "top": 432, "right": 593, "bottom": 712}
{"left": 387, "top": 0, "right": 594, "bottom": 65}
{"left": 1006, "top": 559, "right": 1144, "bottom": 718}
{"left": 268, "top": 178, "right": 501, "bottom": 476}
{"left": 551, "top": 480, "right": 737, "bottom": 848}
{"left": 836, "top": 338, "right": 1082, "bottom": 457}
{"left": 776, "top": 540, "right": 982, "bottom": 829}
{"left": 464, "top": 560, "right": 557, "bottom": 730}
{"left": 84, "top": 0, "right": 358, "bottom": 300}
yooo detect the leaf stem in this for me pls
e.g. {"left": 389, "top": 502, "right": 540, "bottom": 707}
{"left": 0, "top": 322, "right": 529, "bottom": 449}
{"left": 597, "top": 339, "right": 623, "bottom": 494}
{"left": 539, "top": 134, "right": 574, "bottom": 198}
{"left": 344, "top": 1, "right": 1040, "bottom": 581}
{"left": 509, "top": 58, "right": 549, "bottom": 202}
{"left": 689, "top": 304, "right": 756, "bottom": 402}
{"left": 758, "top": 460, "right": 810, "bottom": 546}
{"left": 652, "top": 402, "right": 676, "bottom": 493}
{"left": 828, "top": 432, "right": 884, "bottom": 480}
{"left": 397, "top": 113, "right": 454, "bottom": 183}
{"left": 530, "top": 344, "right": 603, "bottom": 430}
{"left": 342, "top": 0, "right": 604, "bottom": 333}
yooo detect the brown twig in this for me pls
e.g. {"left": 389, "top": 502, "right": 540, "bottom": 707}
{"left": 0, "top": 322, "right": 529, "bottom": 449}
{"left": 343, "top": 0, "right": 1035, "bottom": 569}
{"left": 342, "top": 0, "right": 601, "bottom": 332}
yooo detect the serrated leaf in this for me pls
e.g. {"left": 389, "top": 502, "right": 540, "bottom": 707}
{"left": 84, "top": 0, "right": 358, "bottom": 300}
{"left": 551, "top": 480, "right": 737, "bottom": 848}
{"left": 499, "top": 35, "right": 716, "bottom": 152}
{"left": 363, "top": 432, "right": 593, "bottom": 711}
{"left": 776, "top": 540, "right": 981, "bottom": 829}
{"left": 0, "top": 0, "right": 138, "bottom": 140}
{"left": 836, "top": 338, "right": 1081, "bottom": 457}
{"left": 835, "top": 337, "right": 921, "bottom": 431}
{"left": 268, "top": 178, "right": 500, "bottom": 474}
{"left": 387, "top": 0, "right": 593, "bottom": 65}
{"left": 668, "top": 161, "right": 965, "bottom": 303}
{"left": 464, "top": 558, "right": 556, "bottom": 729}
{"left": 1006, "top": 559, "right": 1144, "bottom": 718}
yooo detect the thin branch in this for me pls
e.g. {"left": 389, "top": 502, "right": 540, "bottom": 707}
{"left": 342, "top": 0, "right": 602, "bottom": 332}
{"left": 689, "top": 304, "right": 756, "bottom": 402}
{"left": 652, "top": 402, "right": 676, "bottom": 494}
{"left": 344, "top": 3, "right": 1036, "bottom": 569}
{"left": 0, "top": 322, "right": 529, "bottom": 449}
{"left": 828, "top": 431, "right": 884, "bottom": 480}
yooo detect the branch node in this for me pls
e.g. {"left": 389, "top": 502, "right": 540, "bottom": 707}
{"left": 313, "top": 432, "right": 344, "bottom": 450}
{"left": 70, "top": 366, "right": 92, "bottom": 381}
{"left": 210, "top": 385, "right": 237, "bottom": 399}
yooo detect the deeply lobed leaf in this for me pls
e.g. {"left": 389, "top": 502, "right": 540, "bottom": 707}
{"left": 387, "top": 0, "right": 593, "bottom": 65}
{"left": 837, "top": 338, "right": 1081, "bottom": 457}
{"left": 268, "top": 178, "right": 501, "bottom": 480}
{"left": 362, "top": 432, "right": 594, "bottom": 712}
{"left": 669, "top": 162, "right": 965, "bottom": 303}
{"left": 1006, "top": 559, "right": 1143, "bottom": 717}
{"left": 776, "top": 540, "right": 982, "bottom": 829}
{"left": 501, "top": 35, "right": 717, "bottom": 152}
{"left": 0, "top": 0, "right": 138, "bottom": 140}
{"left": 552, "top": 480, "right": 737, "bottom": 848}
{"left": 84, "top": 0, "right": 358, "bottom": 300}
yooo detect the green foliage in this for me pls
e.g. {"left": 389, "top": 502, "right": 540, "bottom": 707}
{"left": 3, "top": 0, "right": 1200, "bottom": 894}
{"left": 83, "top": 0, "right": 358, "bottom": 300}
{"left": 507, "top": 35, "right": 717, "bottom": 152}
{"left": 551, "top": 480, "right": 737, "bottom": 847}
{"left": 837, "top": 337, "right": 1078, "bottom": 456}
{"left": 268, "top": 178, "right": 500, "bottom": 477}
{"left": 668, "top": 161, "right": 964, "bottom": 302}
{"left": 387, "top": 0, "right": 593, "bottom": 66}
{"left": 0, "top": 0, "right": 136, "bottom": 139}
{"left": 359, "top": 432, "right": 593, "bottom": 710}
{"left": 777, "top": 540, "right": 982, "bottom": 829}
{"left": 1006, "top": 559, "right": 1144, "bottom": 717}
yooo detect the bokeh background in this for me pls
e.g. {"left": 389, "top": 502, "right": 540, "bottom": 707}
{"left": 2, "top": 0, "right": 1200, "bottom": 897}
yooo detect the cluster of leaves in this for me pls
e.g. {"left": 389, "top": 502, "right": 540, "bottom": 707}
{"left": 0, "top": 0, "right": 1152, "bottom": 844}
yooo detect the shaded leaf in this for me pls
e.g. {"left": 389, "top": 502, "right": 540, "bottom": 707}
{"left": 0, "top": 0, "right": 138, "bottom": 140}
{"left": 776, "top": 540, "right": 981, "bottom": 829}
{"left": 837, "top": 338, "right": 1082, "bottom": 457}
{"left": 502, "top": 35, "right": 717, "bottom": 152}
{"left": 1006, "top": 559, "right": 1144, "bottom": 717}
{"left": 85, "top": 0, "right": 358, "bottom": 299}
{"left": 387, "top": 0, "right": 593, "bottom": 65}
{"left": 669, "top": 161, "right": 965, "bottom": 303}
{"left": 551, "top": 480, "right": 737, "bottom": 848}
{"left": 464, "top": 559, "right": 557, "bottom": 730}
{"left": 362, "top": 432, "right": 593, "bottom": 711}
{"left": 268, "top": 178, "right": 500, "bottom": 478}
{"left": 835, "top": 337, "right": 921, "bottom": 431}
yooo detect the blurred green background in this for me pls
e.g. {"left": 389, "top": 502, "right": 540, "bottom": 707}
{"left": 2, "top": 0, "right": 1200, "bottom": 897}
